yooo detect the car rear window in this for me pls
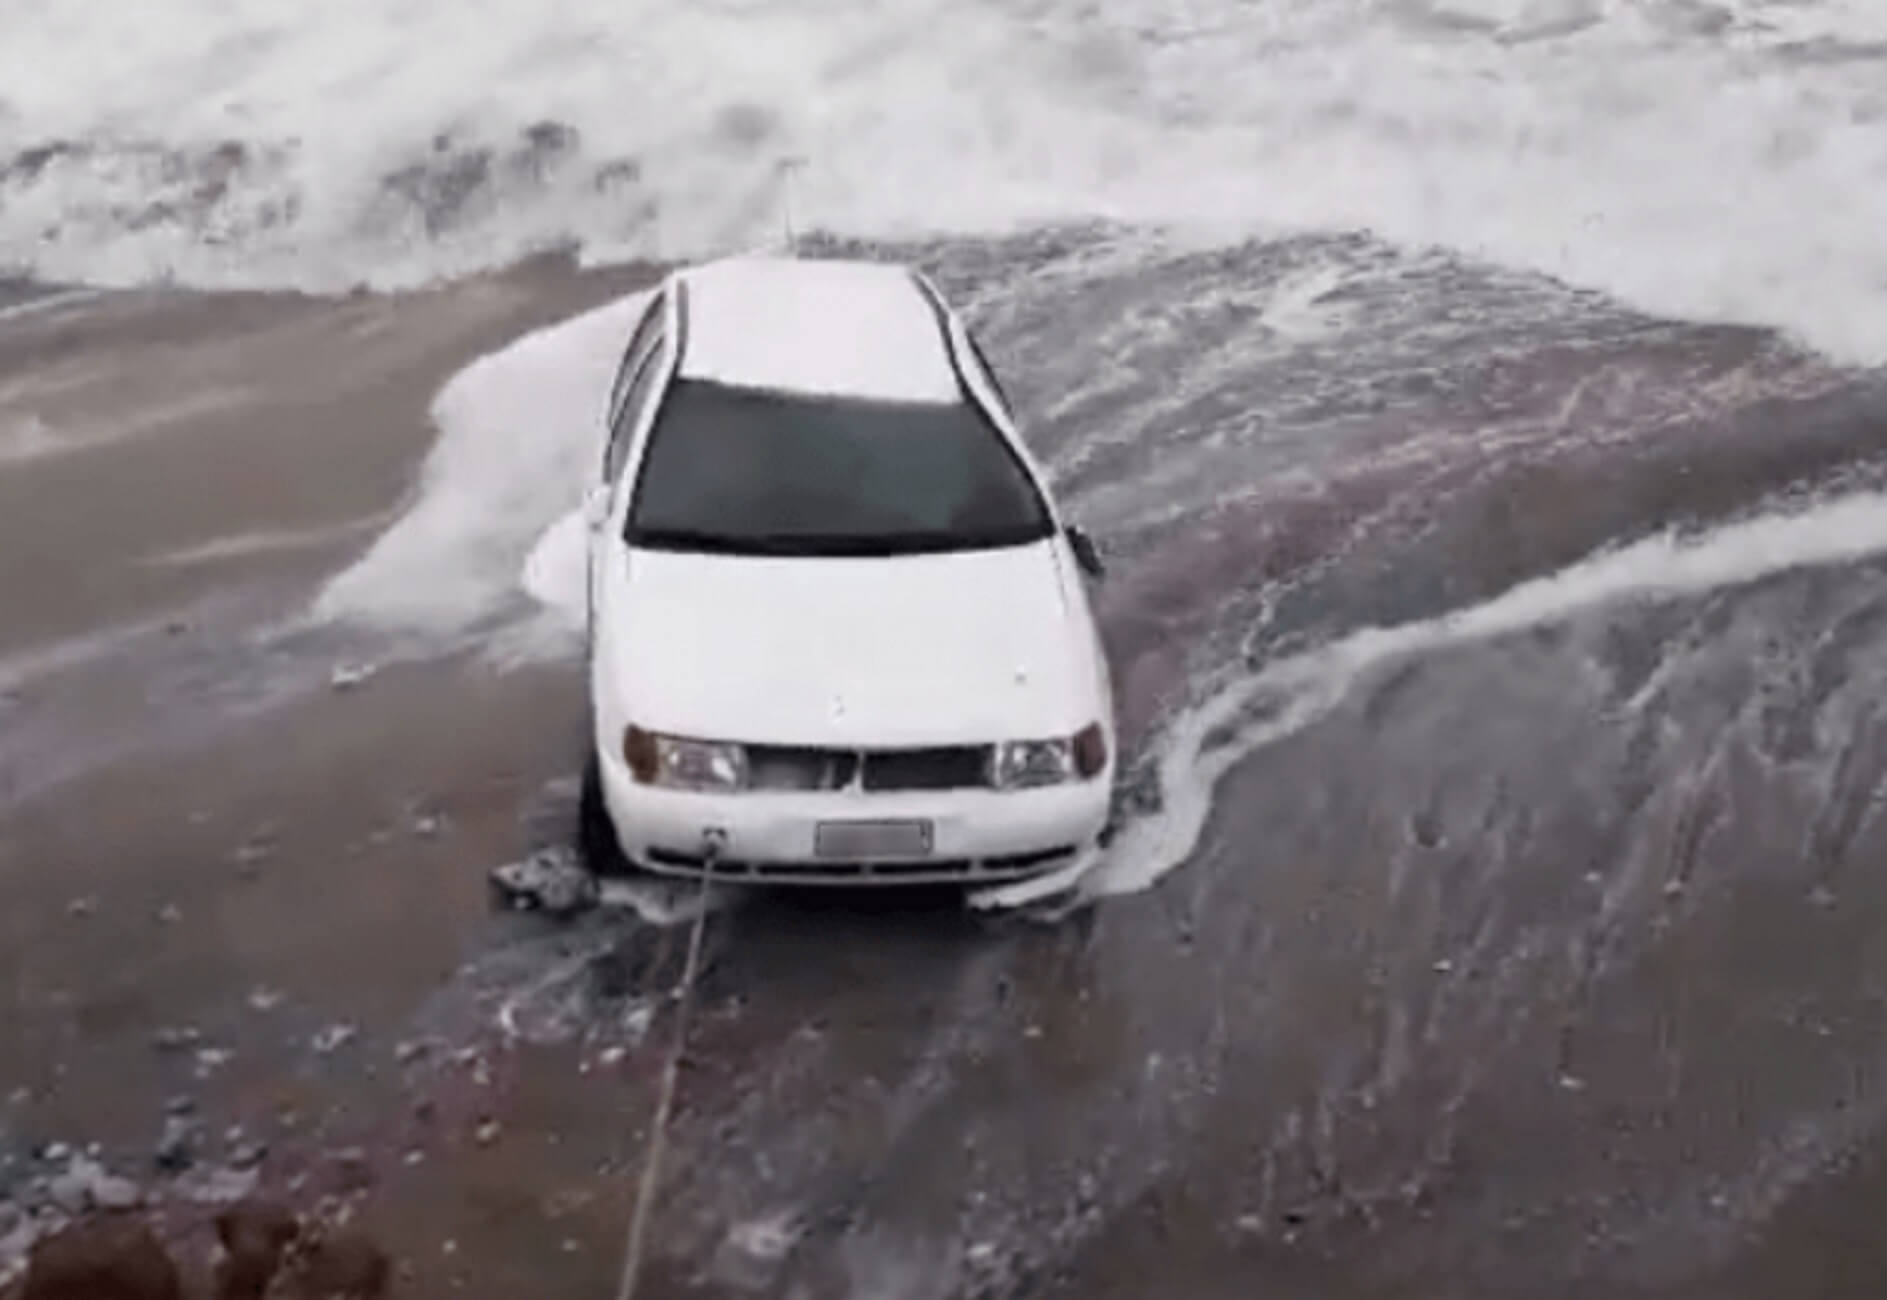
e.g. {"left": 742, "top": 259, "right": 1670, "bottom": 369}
{"left": 625, "top": 380, "right": 1054, "bottom": 558}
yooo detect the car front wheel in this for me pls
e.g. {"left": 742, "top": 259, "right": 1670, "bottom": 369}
{"left": 578, "top": 749, "right": 636, "bottom": 878}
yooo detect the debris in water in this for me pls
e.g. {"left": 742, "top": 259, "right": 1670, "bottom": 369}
{"left": 65, "top": 897, "right": 96, "bottom": 920}
{"left": 489, "top": 847, "right": 596, "bottom": 918}
{"left": 151, "top": 1026, "right": 202, "bottom": 1053}
{"left": 92, "top": 1175, "right": 143, "bottom": 1212}
{"left": 597, "top": 1047, "right": 627, "bottom": 1068}
{"left": 46, "top": 1155, "right": 141, "bottom": 1214}
{"left": 194, "top": 1048, "right": 234, "bottom": 1079}
{"left": 154, "top": 1118, "right": 196, "bottom": 1174}
{"left": 1433, "top": 958, "right": 1455, "bottom": 974}
{"left": 329, "top": 662, "right": 377, "bottom": 691}
{"left": 1809, "top": 884, "right": 1837, "bottom": 908}
{"left": 1558, "top": 1072, "right": 1587, "bottom": 1092}
{"left": 312, "top": 1024, "right": 358, "bottom": 1055}
{"left": 402, "top": 1151, "right": 425, "bottom": 1168}
{"left": 156, "top": 904, "right": 182, "bottom": 925}
{"left": 247, "top": 986, "right": 284, "bottom": 1013}
{"left": 164, "top": 1095, "right": 196, "bottom": 1117}
{"left": 40, "top": 1143, "right": 72, "bottom": 1164}
{"left": 184, "top": 1163, "right": 261, "bottom": 1206}
{"left": 229, "top": 1143, "right": 268, "bottom": 1172}
{"left": 413, "top": 813, "right": 444, "bottom": 838}
{"left": 1234, "top": 1213, "right": 1265, "bottom": 1235}
{"left": 394, "top": 1039, "right": 430, "bottom": 1065}
{"left": 474, "top": 1120, "right": 501, "bottom": 1148}
{"left": 621, "top": 1003, "right": 653, "bottom": 1042}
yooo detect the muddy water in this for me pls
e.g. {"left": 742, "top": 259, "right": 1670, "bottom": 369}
{"left": 6, "top": 231, "right": 1887, "bottom": 1298}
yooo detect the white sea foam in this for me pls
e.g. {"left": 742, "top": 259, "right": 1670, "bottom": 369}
{"left": 3, "top": 1, "right": 1886, "bottom": 361}
{"left": 973, "top": 489, "right": 1887, "bottom": 908}
{"left": 313, "top": 292, "right": 645, "bottom": 636}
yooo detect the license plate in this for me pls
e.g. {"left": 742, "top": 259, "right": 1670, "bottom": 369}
{"left": 815, "top": 819, "right": 933, "bottom": 860}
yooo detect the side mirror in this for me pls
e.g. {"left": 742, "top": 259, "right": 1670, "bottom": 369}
{"left": 582, "top": 485, "right": 609, "bottom": 531}
{"left": 1066, "top": 525, "right": 1106, "bottom": 581}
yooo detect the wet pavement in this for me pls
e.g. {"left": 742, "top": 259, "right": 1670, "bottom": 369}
{"left": 5, "top": 229, "right": 1887, "bottom": 1297}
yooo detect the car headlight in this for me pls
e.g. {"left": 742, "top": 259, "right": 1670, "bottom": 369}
{"left": 624, "top": 727, "right": 748, "bottom": 791}
{"left": 990, "top": 723, "right": 1108, "bottom": 789}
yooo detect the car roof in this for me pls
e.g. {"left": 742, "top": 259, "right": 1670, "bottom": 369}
{"left": 671, "top": 256, "right": 964, "bottom": 405}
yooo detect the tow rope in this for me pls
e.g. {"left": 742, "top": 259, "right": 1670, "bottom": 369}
{"left": 614, "top": 834, "right": 722, "bottom": 1300}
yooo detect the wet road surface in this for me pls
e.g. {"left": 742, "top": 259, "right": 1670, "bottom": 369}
{"left": 6, "top": 230, "right": 1887, "bottom": 1297}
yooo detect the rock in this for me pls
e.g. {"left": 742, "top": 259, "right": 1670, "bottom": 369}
{"left": 47, "top": 1169, "right": 93, "bottom": 1216}
{"left": 154, "top": 1118, "right": 195, "bottom": 1174}
{"left": 151, "top": 1027, "right": 202, "bottom": 1053}
{"left": 92, "top": 1176, "right": 142, "bottom": 1212}
{"left": 228, "top": 1143, "right": 267, "bottom": 1172}
{"left": 473, "top": 1120, "right": 501, "bottom": 1148}
{"left": 393, "top": 1040, "right": 429, "bottom": 1065}
{"left": 412, "top": 814, "right": 444, "bottom": 838}
{"left": 214, "top": 1199, "right": 299, "bottom": 1300}
{"left": 22, "top": 1217, "right": 181, "bottom": 1300}
{"left": 40, "top": 1144, "right": 71, "bottom": 1164}
{"left": 312, "top": 1024, "right": 357, "bottom": 1056}
{"left": 194, "top": 1048, "right": 234, "bottom": 1079}
{"left": 163, "top": 1095, "right": 196, "bottom": 1118}
{"left": 489, "top": 848, "right": 596, "bottom": 918}
{"left": 187, "top": 1165, "right": 260, "bottom": 1206}
{"left": 45, "top": 1156, "right": 141, "bottom": 1214}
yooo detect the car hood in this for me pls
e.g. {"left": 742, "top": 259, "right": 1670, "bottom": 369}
{"left": 602, "top": 540, "right": 1099, "bottom": 747}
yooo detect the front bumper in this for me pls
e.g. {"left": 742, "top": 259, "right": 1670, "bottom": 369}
{"left": 597, "top": 746, "right": 1110, "bottom": 886}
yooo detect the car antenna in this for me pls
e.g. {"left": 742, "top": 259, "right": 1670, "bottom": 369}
{"left": 777, "top": 155, "right": 806, "bottom": 257}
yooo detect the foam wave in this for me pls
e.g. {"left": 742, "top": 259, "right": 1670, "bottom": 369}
{"left": 313, "top": 291, "right": 645, "bottom": 637}
{"left": 3, "top": 1, "right": 1887, "bottom": 360}
{"left": 974, "top": 489, "right": 1887, "bottom": 908}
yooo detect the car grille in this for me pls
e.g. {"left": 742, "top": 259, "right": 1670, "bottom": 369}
{"left": 645, "top": 845, "right": 1077, "bottom": 884}
{"left": 745, "top": 744, "right": 990, "bottom": 792}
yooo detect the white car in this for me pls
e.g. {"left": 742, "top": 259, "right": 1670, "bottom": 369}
{"left": 579, "top": 255, "right": 1114, "bottom": 886}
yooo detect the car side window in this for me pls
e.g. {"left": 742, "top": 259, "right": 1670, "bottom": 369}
{"left": 604, "top": 346, "right": 665, "bottom": 484}
{"left": 607, "top": 297, "right": 664, "bottom": 422}
{"left": 603, "top": 300, "right": 665, "bottom": 479}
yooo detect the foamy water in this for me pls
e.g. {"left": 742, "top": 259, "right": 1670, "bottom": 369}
{"left": 3, "top": 0, "right": 1887, "bottom": 361}
{"left": 973, "top": 489, "right": 1887, "bottom": 908}
{"left": 312, "top": 292, "right": 647, "bottom": 636}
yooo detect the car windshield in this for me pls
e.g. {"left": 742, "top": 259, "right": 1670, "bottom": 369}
{"left": 625, "top": 380, "right": 1054, "bottom": 557}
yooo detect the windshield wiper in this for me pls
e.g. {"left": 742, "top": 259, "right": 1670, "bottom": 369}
{"left": 628, "top": 526, "right": 799, "bottom": 556}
